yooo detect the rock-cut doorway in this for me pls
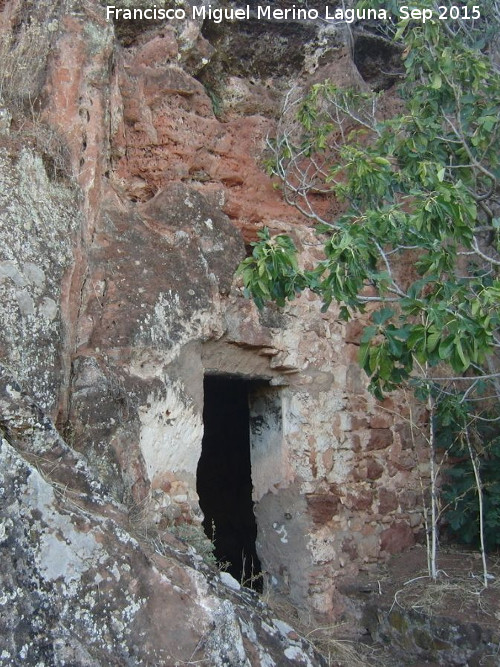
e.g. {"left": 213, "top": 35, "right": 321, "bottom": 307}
{"left": 197, "top": 374, "right": 263, "bottom": 590}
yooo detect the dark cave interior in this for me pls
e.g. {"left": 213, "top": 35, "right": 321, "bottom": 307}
{"left": 197, "top": 374, "right": 263, "bottom": 590}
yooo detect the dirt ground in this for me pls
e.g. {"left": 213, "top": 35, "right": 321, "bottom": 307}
{"left": 344, "top": 543, "right": 500, "bottom": 666}
{"left": 268, "top": 544, "right": 500, "bottom": 666}
{"left": 371, "top": 544, "right": 500, "bottom": 627}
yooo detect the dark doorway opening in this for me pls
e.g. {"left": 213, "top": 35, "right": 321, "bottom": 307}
{"left": 197, "top": 374, "right": 263, "bottom": 590}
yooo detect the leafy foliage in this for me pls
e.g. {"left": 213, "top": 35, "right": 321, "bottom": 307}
{"left": 441, "top": 420, "right": 500, "bottom": 550}
{"left": 238, "top": 0, "right": 500, "bottom": 399}
{"left": 238, "top": 228, "right": 306, "bottom": 309}
{"left": 237, "top": 0, "right": 500, "bottom": 560}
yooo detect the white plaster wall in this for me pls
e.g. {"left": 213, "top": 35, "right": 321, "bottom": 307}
{"left": 282, "top": 389, "right": 348, "bottom": 487}
{"left": 138, "top": 382, "right": 203, "bottom": 483}
{"left": 249, "top": 387, "right": 289, "bottom": 501}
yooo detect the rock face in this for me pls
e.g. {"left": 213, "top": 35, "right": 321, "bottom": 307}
{"left": 0, "top": 364, "right": 325, "bottom": 666}
{"left": 365, "top": 603, "right": 500, "bottom": 667}
{"left": 0, "top": 148, "right": 78, "bottom": 415}
{"left": 0, "top": 0, "right": 427, "bottom": 660}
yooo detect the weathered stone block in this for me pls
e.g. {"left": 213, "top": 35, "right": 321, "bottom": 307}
{"left": 370, "top": 413, "right": 393, "bottom": 429}
{"left": 366, "top": 458, "right": 384, "bottom": 480}
{"left": 345, "top": 489, "right": 373, "bottom": 511}
{"left": 367, "top": 428, "right": 393, "bottom": 451}
{"left": 306, "top": 493, "right": 340, "bottom": 526}
{"left": 380, "top": 522, "right": 415, "bottom": 554}
{"left": 388, "top": 609, "right": 408, "bottom": 633}
{"left": 378, "top": 489, "right": 398, "bottom": 514}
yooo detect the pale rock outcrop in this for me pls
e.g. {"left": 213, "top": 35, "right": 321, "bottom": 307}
{"left": 0, "top": 364, "right": 325, "bottom": 666}
{"left": 0, "top": 148, "right": 79, "bottom": 416}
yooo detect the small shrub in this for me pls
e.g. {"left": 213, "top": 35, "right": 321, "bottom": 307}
{"left": 443, "top": 435, "right": 500, "bottom": 551}
{"left": 0, "top": 13, "right": 57, "bottom": 115}
{"left": 169, "top": 524, "right": 218, "bottom": 567}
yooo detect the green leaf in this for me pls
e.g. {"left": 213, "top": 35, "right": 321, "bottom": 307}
{"left": 438, "top": 336, "right": 455, "bottom": 360}
{"left": 372, "top": 308, "right": 395, "bottom": 326}
{"left": 360, "top": 325, "right": 377, "bottom": 343}
{"left": 426, "top": 330, "right": 441, "bottom": 353}
{"left": 359, "top": 342, "right": 370, "bottom": 369}
{"left": 455, "top": 337, "right": 469, "bottom": 369}
{"left": 431, "top": 73, "right": 442, "bottom": 90}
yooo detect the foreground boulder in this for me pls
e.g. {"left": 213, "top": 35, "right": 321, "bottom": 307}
{"left": 0, "top": 365, "right": 325, "bottom": 666}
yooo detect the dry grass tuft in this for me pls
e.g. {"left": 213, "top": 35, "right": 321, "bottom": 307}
{"left": 263, "top": 594, "right": 383, "bottom": 667}
{"left": 388, "top": 549, "right": 500, "bottom": 622}
{"left": 0, "top": 4, "right": 71, "bottom": 180}
{"left": 0, "top": 15, "right": 55, "bottom": 114}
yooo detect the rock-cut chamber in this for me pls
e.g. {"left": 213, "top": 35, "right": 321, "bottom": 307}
{"left": 197, "top": 374, "right": 263, "bottom": 589}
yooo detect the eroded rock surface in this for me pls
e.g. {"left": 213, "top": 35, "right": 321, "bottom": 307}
{"left": 0, "top": 0, "right": 429, "bottom": 660}
{"left": 0, "top": 365, "right": 326, "bottom": 666}
{"left": 0, "top": 148, "right": 79, "bottom": 415}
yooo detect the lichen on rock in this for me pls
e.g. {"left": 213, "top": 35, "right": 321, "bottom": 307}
{"left": 0, "top": 148, "right": 79, "bottom": 415}
{"left": 0, "top": 0, "right": 433, "bottom": 662}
